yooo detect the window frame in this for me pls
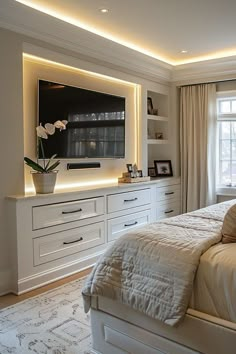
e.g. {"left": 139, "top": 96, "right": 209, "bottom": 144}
{"left": 216, "top": 91, "right": 236, "bottom": 188}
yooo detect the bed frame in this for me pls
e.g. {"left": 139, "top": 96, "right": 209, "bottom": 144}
{"left": 89, "top": 296, "right": 236, "bottom": 354}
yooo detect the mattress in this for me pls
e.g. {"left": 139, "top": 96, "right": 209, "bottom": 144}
{"left": 190, "top": 242, "right": 236, "bottom": 322}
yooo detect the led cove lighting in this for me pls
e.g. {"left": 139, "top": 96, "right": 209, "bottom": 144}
{"left": 14, "top": 0, "right": 236, "bottom": 66}
{"left": 15, "top": 0, "right": 172, "bottom": 65}
{"left": 25, "top": 178, "right": 118, "bottom": 194}
{"left": 23, "top": 53, "right": 135, "bottom": 86}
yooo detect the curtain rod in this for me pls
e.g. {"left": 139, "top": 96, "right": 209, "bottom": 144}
{"left": 179, "top": 78, "right": 236, "bottom": 88}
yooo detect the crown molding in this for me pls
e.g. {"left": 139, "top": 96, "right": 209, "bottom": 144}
{"left": 0, "top": 0, "right": 172, "bottom": 83}
{"left": 172, "top": 56, "right": 236, "bottom": 86}
{"left": 2, "top": 1, "right": 236, "bottom": 86}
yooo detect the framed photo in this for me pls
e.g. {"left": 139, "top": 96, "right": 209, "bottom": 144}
{"left": 126, "top": 164, "right": 133, "bottom": 173}
{"left": 154, "top": 160, "right": 173, "bottom": 177}
{"left": 148, "top": 167, "right": 156, "bottom": 177}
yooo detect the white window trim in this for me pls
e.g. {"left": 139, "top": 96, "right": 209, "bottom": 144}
{"left": 216, "top": 91, "right": 236, "bottom": 193}
{"left": 217, "top": 186, "right": 236, "bottom": 197}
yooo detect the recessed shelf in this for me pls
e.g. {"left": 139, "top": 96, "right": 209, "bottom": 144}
{"left": 147, "top": 115, "right": 168, "bottom": 122}
{"left": 147, "top": 139, "right": 169, "bottom": 144}
{"left": 146, "top": 89, "right": 170, "bottom": 174}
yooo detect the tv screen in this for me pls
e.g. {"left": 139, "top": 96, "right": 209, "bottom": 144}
{"left": 38, "top": 80, "right": 125, "bottom": 158}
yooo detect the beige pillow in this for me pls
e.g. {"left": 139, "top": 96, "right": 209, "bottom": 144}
{"left": 222, "top": 204, "right": 236, "bottom": 243}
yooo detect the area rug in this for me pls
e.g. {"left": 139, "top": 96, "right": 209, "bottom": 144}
{"left": 0, "top": 278, "right": 92, "bottom": 354}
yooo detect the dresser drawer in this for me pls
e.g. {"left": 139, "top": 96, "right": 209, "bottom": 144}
{"left": 107, "top": 209, "right": 151, "bottom": 242}
{"left": 156, "top": 200, "right": 181, "bottom": 220}
{"left": 107, "top": 189, "right": 151, "bottom": 214}
{"left": 33, "top": 221, "right": 105, "bottom": 265}
{"left": 32, "top": 197, "right": 104, "bottom": 230}
{"left": 156, "top": 184, "right": 180, "bottom": 202}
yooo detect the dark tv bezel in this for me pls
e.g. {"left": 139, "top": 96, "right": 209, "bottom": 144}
{"left": 37, "top": 79, "right": 126, "bottom": 160}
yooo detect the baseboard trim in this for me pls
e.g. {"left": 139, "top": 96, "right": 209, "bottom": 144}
{"left": 17, "top": 251, "right": 103, "bottom": 295}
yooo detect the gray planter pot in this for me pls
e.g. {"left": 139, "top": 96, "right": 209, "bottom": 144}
{"left": 32, "top": 171, "right": 57, "bottom": 194}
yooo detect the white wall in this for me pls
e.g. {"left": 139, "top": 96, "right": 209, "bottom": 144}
{"left": 216, "top": 80, "right": 236, "bottom": 92}
{"left": 0, "top": 29, "right": 24, "bottom": 294}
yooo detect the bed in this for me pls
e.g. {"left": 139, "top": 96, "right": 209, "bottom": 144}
{"left": 82, "top": 200, "right": 236, "bottom": 354}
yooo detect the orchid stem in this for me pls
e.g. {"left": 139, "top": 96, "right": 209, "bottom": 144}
{"left": 39, "top": 138, "right": 46, "bottom": 170}
{"left": 37, "top": 137, "right": 39, "bottom": 165}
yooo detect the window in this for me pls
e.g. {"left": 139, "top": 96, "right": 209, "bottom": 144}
{"left": 217, "top": 93, "right": 236, "bottom": 186}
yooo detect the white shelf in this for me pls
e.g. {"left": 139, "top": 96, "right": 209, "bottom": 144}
{"left": 147, "top": 139, "right": 169, "bottom": 145}
{"left": 147, "top": 115, "right": 168, "bottom": 122}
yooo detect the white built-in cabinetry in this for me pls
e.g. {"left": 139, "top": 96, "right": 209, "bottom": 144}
{"left": 147, "top": 90, "right": 169, "bottom": 143}
{"left": 141, "top": 83, "right": 175, "bottom": 176}
{"left": 8, "top": 177, "right": 180, "bottom": 294}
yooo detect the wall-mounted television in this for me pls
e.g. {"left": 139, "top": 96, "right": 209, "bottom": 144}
{"left": 38, "top": 79, "right": 126, "bottom": 159}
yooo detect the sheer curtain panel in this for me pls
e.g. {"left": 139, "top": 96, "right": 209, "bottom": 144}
{"left": 180, "top": 84, "right": 217, "bottom": 212}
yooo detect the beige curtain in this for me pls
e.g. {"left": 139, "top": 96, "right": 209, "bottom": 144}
{"left": 180, "top": 83, "right": 217, "bottom": 213}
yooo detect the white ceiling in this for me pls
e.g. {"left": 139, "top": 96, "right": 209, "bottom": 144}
{"left": 15, "top": 0, "right": 236, "bottom": 65}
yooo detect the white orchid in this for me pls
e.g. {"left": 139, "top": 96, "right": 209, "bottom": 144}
{"left": 36, "top": 124, "right": 48, "bottom": 139}
{"left": 45, "top": 123, "right": 55, "bottom": 135}
{"left": 25, "top": 120, "right": 68, "bottom": 173}
{"left": 54, "top": 120, "right": 68, "bottom": 130}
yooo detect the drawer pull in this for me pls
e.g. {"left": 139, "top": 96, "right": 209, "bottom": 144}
{"left": 62, "top": 208, "right": 82, "bottom": 214}
{"left": 63, "top": 237, "right": 83, "bottom": 245}
{"left": 124, "top": 198, "right": 138, "bottom": 202}
{"left": 165, "top": 209, "right": 174, "bottom": 214}
{"left": 165, "top": 192, "right": 174, "bottom": 195}
{"left": 124, "top": 221, "right": 138, "bottom": 227}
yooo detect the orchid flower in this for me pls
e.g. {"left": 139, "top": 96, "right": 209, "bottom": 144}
{"left": 45, "top": 123, "right": 56, "bottom": 135}
{"left": 54, "top": 120, "right": 68, "bottom": 130}
{"left": 36, "top": 124, "right": 48, "bottom": 139}
{"left": 24, "top": 120, "right": 68, "bottom": 173}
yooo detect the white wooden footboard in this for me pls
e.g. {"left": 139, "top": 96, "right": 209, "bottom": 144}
{"left": 90, "top": 309, "right": 199, "bottom": 354}
{"left": 90, "top": 297, "right": 236, "bottom": 354}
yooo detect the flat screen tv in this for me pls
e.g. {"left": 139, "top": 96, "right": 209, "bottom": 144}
{"left": 38, "top": 79, "right": 125, "bottom": 159}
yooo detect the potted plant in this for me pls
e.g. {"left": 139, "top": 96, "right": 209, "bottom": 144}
{"left": 24, "top": 120, "right": 68, "bottom": 194}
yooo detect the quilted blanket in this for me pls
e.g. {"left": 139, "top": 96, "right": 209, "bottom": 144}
{"left": 82, "top": 201, "right": 235, "bottom": 326}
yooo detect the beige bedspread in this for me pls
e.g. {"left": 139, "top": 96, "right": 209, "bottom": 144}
{"left": 190, "top": 242, "right": 236, "bottom": 322}
{"left": 82, "top": 201, "right": 235, "bottom": 326}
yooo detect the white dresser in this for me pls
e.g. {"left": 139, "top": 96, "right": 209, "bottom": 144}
{"left": 156, "top": 183, "right": 181, "bottom": 220}
{"left": 7, "top": 177, "right": 180, "bottom": 294}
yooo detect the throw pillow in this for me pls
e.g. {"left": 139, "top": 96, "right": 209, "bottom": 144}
{"left": 221, "top": 204, "right": 236, "bottom": 243}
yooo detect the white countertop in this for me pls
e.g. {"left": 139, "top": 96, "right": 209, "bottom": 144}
{"left": 8, "top": 176, "right": 181, "bottom": 201}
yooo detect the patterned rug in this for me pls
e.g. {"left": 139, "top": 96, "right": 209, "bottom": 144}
{"left": 0, "top": 278, "right": 92, "bottom": 354}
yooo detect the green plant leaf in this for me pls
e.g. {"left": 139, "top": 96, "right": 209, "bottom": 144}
{"left": 24, "top": 157, "right": 45, "bottom": 172}
{"left": 45, "top": 154, "right": 57, "bottom": 170}
{"left": 46, "top": 160, "right": 60, "bottom": 172}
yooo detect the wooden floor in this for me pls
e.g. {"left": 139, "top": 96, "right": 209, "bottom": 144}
{"left": 0, "top": 268, "right": 91, "bottom": 310}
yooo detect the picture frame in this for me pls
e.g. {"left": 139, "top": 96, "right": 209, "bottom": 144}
{"left": 126, "top": 164, "right": 133, "bottom": 173}
{"left": 148, "top": 167, "right": 156, "bottom": 177}
{"left": 154, "top": 160, "right": 173, "bottom": 177}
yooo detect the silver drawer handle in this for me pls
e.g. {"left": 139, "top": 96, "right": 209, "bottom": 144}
{"left": 165, "top": 209, "right": 174, "bottom": 214}
{"left": 63, "top": 237, "right": 83, "bottom": 245}
{"left": 124, "top": 221, "right": 138, "bottom": 227}
{"left": 165, "top": 192, "right": 174, "bottom": 195}
{"left": 62, "top": 208, "right": 82, "bottom": 214}
{"left": 124, "top": 198, "right": 138, "bottom": 202}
